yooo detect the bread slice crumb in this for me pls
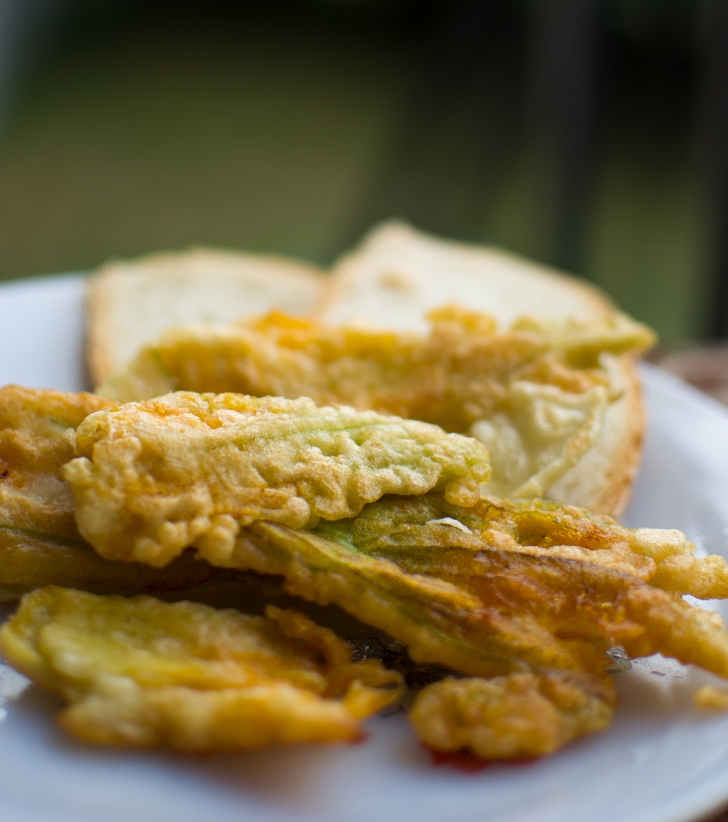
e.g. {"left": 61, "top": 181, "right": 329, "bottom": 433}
{"left": 87, "top": 247, "right": 326, "bottom": 386}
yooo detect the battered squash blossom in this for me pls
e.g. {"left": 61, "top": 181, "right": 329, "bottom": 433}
{"left": 63, "top": 392, "right": 491, "bottom": 566}
{"left": 4, "top": 385, "right": 728, "bottom": 761}
{"left": 98, "top": 307, "right": 655, "bottom": 497}
{"left": 182, "top": 494, "right": 728, "bottom": 759}
{"left": 0, "top": 386, "right": 229, "bottom": 599}
{"left": 0, "top": 587, "right": 403, "bottom": 750}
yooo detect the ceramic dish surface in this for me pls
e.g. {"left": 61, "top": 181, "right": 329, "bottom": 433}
{"left": 0, "top": 275, "right": 728, "bottom": 822}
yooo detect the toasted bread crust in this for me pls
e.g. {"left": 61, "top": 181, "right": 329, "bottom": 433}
{"left": 86, "top": 273, "right": 118, "bottom": 389}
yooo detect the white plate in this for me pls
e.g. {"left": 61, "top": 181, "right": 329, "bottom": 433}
{"left": 1, "top": 274, "right": 728, "bottom": 822}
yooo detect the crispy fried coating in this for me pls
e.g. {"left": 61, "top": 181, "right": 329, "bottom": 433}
{"left": 0, "top": 527, "right": 238, "bottom": 602}
{"left": 64, "top": 392, "right": 490, "bottom": 567}
{"left": 0, "top": 587, "right": 403, "bottom": 751}
{"left": 183, "top": 493, "right": 728, "bottom": 756}
{"left": 328, "top": 494, "right": 728, "bottom": 600}
{"left": 694, "top": 686, "right": 728, "bottom": 711}
{"left": 99, "top": 307, "right": 654, "bottom": 496}
{"left": 409, "top": 672, "right": 615, "bottom": 759}
{"left": 0, "top": 386, "right": 230, "bottom": 598}
{"left": 100, "top": 308, "right": 653, "bottom": 422}
{"left": 0, "top": 385, "right": 112, "bottom": 540}
{"left": 224, "top": 509, "right": 728, "bottom": 682}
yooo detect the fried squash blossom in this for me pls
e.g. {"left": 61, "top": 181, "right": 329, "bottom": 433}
{"left": 64, "top": 392, "right": 491, "bottom": 566}
{"left": 5, "top": 383, "right": 728, "bottom": 760}
{"left": 190, "top": 494, "right": 728, "bottom": 759}
{"left": 0, "top": 386, "right": 228, "bottom": 599}
{"left": 54, "top": 387, "right": 728, "bottom": 759}
{"left": 99, "top": 306, "right": 654, "bottom": 500}
{"left": 0, "top": 587, "right": 403, "bottom": 751}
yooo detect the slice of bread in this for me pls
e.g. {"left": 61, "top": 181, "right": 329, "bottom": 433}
{"left": 317, "top": 221, "right": 647, "bottom": 518}
{"left": 317, "top": 220, "right": 615, "bottom": 328}
{"left": 87, "top": 247, "right": 326, "bottom": 387}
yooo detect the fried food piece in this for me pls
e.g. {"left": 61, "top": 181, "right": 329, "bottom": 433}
{"left": 694, "top": 686, "right": 728, "bottom": 711}
{"left": 0, "top": 386, "right": 230, "bottom": 598}
{"left": 99, "top": 307, "right": 654, "bottom": 497}
{"left": 0, "top": 385, "right": 112, "bottom": 541}
{"left": 181, "top": 493, "right": 728, "bottom": 756}
{"left": 409, "top": 672, "right": 615, "bottom": 760}
{"left": 0, "top": 528, "right": 238, "bottom": 601}
{"left": 0, "top": 587, "right": 403, "bottom": 751}
{"left": 327, "top": 494, "right": 728, "bottom": 600}
{"left": 221, "top": 501, "right": 728, "bottom": 682}
{"left": 64, "top": 392, "right": 490, "bottom": 567}
{"left": 100, "top": 308, "right": 653, "bottom": 422}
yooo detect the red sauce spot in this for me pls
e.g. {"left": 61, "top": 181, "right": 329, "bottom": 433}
{"left": 426, "top": 746, "right": 539, "bottom": 773}
{"left": 427, "top": 748, "right": 492, "bottom": 772}
{"left": 507, "top": 756, "right": 539, "bottom": 767}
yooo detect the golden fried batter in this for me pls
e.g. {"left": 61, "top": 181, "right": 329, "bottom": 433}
{"left": 99, "top": 307, "right": 654, "bottom": 496}
{"left": 176, "top": 493, "right": 728, "bottom": 756}
{"left": 0, "top": 386, "right": 229, "bottom": 598}
{"left": 409, "top": 672, "right": 615, "bottom": 760}
{"left": 64, "top": 392, "right": 490, "bottom": 566}
{"left": 101, "top": 308, "right": 653, "bottom": 423}
{"left": 336, "top": 494, "right": 728, "bottom": 600}
{"left": 224, "top": 507, "right": 728, "bottom": 682}
{"left": 0, "top": 587, "right": 403, "bottom": 751}
{"left": 694, "top": 686, "right": 728, "bottom": 711}
{"left": 0, "top": 527, "right": 239, "bottom": 601}
{"left": 0, "top": 385, "right": 112, "bottom": 541}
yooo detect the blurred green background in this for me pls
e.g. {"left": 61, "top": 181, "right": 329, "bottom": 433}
{"left": 0, "top": 0, "right": 724, "bottom": 342}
